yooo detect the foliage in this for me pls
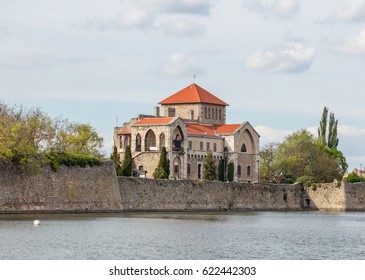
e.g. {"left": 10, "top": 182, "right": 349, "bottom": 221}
{"left": 259, "top": 142, "right": 278, "bottom": 182}
{"left": 120, "top": 145, "right": 132, "bottom": 176}
{"left": 346, "top": 172, "right": 365, "bottom": 183}
{"left": 110, "top": 145, "right": 121, "bottom": 175}
{"left": 295, "top": 175, "right": 316, "bottom": 187}
{"left": 218, "top": 159, "right": 225, "bottom": 182}
{"left": 153, "top": 147, "right": 170, "bottom": 179}
{"left": 227, "top": 161, "right": 234, "bottom": 182}
{"left": 0, "top": 100, "right": 104, "bottom": 172}
{"left": 203, "top": 150, "right": 217, "bottom": 181}
{"left": 46, "top": 150, "right": 101, "bottom": 172}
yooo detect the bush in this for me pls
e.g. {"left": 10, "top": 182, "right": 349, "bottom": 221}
{"left": 46, "top": 151, "right": 102, "bottom": 172}
{"left": 296, "top": 175, "right": 316, "bottom": 187}
{"left": 346, "top": 172, "right": 365, "bottom": 183}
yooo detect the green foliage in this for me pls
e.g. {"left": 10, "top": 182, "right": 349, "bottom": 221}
{"left": 203, "top": 150, "right": 217, "bottom": 181}
{"left": 46, "top": 151, "right": 101, "bottom": 172}
{"left": 110, "top": 145, "right": 121, "bottom": 175}
{"left": 318, "top": 106, "right": 328, "bottom": 147}
{"left": 218, "top": 159, "right": 225, "bottom": 182}
{"left": 346, "top": 172, "right": 365, "bottom": 183}
{"left": 0, "top": 100, "right": 104, "bottom": 172}
{"left": 153, "top": 147, "right": 170, "bottom": 179}
{"left": 227, "top": 161, "right": 234, "bottom": 182}
{"left": 120, "top": 145, "right": 132, "bottom": 176}
{"left": 259, "top": 142, "right": 278, "bottom": 182}
{"left": 296, "top": 175, "right": 316, "bottom": 187}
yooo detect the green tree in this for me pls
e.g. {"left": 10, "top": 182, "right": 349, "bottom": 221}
{"left": 318, "top": 106, "right": 328, "bottom": 147}
{"left": 227, "top": 161, "right": 234, "bottom": 182}
{"left": 218, "top": 159, "right": 225, "bottom": 182}
{"left": 203, "top": 150, "right": 217, "bottom": 180}
{"left": 120, "top": 145, "right": 132, "bottom": 176}
{"left": 259, "top": 142, "right": 278, "bottom": 182}
{"left": 153, "top": 147, "right": 170, "bottom": 179}
{"left": 110, "top": 145, "right": 121, "bottom": 175}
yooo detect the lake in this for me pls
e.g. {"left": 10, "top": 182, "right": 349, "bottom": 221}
{"left": 0, "top": 212, "right": 364, "bottom": 260}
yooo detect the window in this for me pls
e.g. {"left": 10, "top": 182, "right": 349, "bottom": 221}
{"left": 200, "top": 142, "right": 203, "bottom": 151}
{"left": 124, "top": 135, "right": 129, "bottom": 149}
{"left": 213, "top": 143, "right": 217, "bottom": 152}
{"left": 198, "top": 164, "right": 202, "bottom": 179}
{"left": 237, "top": 165, "right": 242, "bottom": 176}
{"left": 208, "top": 108, "right": 211, "bottom": 119}
{"left": 174, "top": 165, "right": 179, "bottom": 174}
{"left": 206, "top": 142, "right": 210, "bottom": 151}
{"left": 136, "top": 134, "right": 141, "bottom": 152}
{"left": 219, "top": 109, "right": 222, "bottom": 120}
{"left": 187, "top": 164, "right": 191, "bottom": 175}
{"left": 215, "top": 108, "right": 218, "bottom": 120}
{"left": 191, "top": 110, "right": 194, "bottom": 120}
{"left": 212, "top": 108, "right": 215, "bottom": 119}
{"left": 189, "top": 141, "right": 192, "bottom": 150}
{"left": 139, "top": 165, "right": 144, "bottom": 171}
{"left": 247, "top": 166, "right": 251, "bottom": 176}
{"left": 119, "top": 136, "right": 123, "bottom": 149}
{"left": 168, "top": 107, "right": 175, "bottom": 117}
{"left": 241, "top": 144, "right": 247, "bottom": 153}
{"left": 205, "top": 107, "right": 207, "bottom": 119}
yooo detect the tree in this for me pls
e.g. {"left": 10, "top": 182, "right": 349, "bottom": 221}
{"left": 203, "top": 150, "right": 217, "bottom": 180}
{"left": 153, "top": 147, "right": 170, "bottom": 179}
{"left": 227, "top": 161, "right": 234, "bottom": 182}
{"left": 120, "top": 145, "right": 132, "bottom": 176}
{"left": 318, "top": 106, "right": 328, "bottom": 147}
{"left": 218, "top": 159, "right": 225, "bottom": 182}
{"left": 110, "top": 145, "right": 121, "bottom": 175}
{"left": 259, "top": 142, "right": 278, "bottom": 182}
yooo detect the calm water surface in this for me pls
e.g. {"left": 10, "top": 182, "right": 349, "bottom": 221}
{"left": 0, "top": 212, "right": 364, "bottom": 260}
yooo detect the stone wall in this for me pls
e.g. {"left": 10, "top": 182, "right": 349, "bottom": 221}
{"left": 118, "top": 177, "right": 304, "bottom": 211}
{"left": 306, "top": 182, "right": 365, "bottom": 211}
{"left": 0, "top": 161, "right": 123, "bottom": 213}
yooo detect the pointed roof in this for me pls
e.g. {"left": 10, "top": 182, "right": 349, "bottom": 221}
{"left": 159, "top": 83, "right": 229, "bottom": 106}
{"left": 186, "top": 123, "right": 241, "bottom": 136}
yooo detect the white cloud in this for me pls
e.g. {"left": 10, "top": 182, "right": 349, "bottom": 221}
{"left": 246, "top": 43, "right": 316, "bottom": 73}
{"left": 329, "top": 0, "right": 365, "bottom": 22}
{"left": 157, "top": 18, "right": 207, "bottom": 37}
{"left": 244, "top": 0, "right": 300, "bottom": 20}
{"left": 338, "top": 125, "right": 365, "bottom": 137}
{"left": 340, "top": 29, "right": 365, "bottom": 56}
{"left": 134, "top": 0, "right": 214, "bottom": 15}
{"left": 255, "top": 125, "right": 292, "bottom": 146}
{"left": 163, "top": 53, "right": 205, "bottom": 77}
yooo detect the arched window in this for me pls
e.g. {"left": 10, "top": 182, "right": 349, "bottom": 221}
{"left": 208, "top": 108, "right": 211, "bottom": 119}
{"left": 237, "top": 165, "right": 242, "bottom": 176}
{"left": 159, "top": 133, "right": 165, "bottom": 150}
{"left": 241, "top": 144, "right": 247, "bottom": 153}
{"left": 145, "top": 129, "right": 156, "bottom": 151}
{"left": 219, "top": 109, "right": 222, "bottom": 120}
{"left": 205, "top": 107, "right": 207, "bottom": 119}
{"left": 215, "top": 108, "right": 218, "bottom": 120}
{"left": 247, "top": 165, "right": 251, "bottom": 176}
{"left": 136, "top": 134, "right": 141, "bottom": 152}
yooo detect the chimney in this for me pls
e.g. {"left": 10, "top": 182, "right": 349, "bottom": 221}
{"left": 154, "top": 106, "right": 160, "bottom": 117}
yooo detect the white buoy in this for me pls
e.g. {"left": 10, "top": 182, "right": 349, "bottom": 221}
{"left": 33, "top": 220, "right": 41, "bottom": 226}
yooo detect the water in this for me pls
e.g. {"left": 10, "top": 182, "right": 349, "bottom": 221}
{"left": 0, "top": 212, "right": 364, "bottom": 260}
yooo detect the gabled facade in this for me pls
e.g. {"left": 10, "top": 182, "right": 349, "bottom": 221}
{"left": 114, "top": 83, "right": 260, "bottom": 182}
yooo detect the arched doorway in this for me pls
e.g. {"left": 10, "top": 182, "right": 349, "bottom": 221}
{"left": 145, "top": 129, "right": 157, "bottom": 151}
{"left": 172, "top": 126, "right": 184, "bottom": 152}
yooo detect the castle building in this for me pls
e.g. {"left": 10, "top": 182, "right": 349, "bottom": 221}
{"left": 114, "top": 83, "right": 260, "bottom": 182}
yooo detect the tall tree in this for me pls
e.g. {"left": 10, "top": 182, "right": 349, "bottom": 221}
{"left": 203, "top": 150, "right": 217, "bottom": 180}
{"left": 110, "top": 145, "right": 121, "bottom": 175}
{"left": 120, "top": 145, "right": 132, "bottom": 176}
{"left": 227, "top": 161, "right": 234, "bottom": 182}
{"left": 259, "top": 142, "right": 278, "bottom": 182}
{"left": 218, "top": 159, "right": 225, "bottom": 182}
{"left": 153, "top": 147, "right": 170, "bottom": 179}
{"left": 327, "top": 112, "right": 339, "bottom": 149}
{"left": 318, "top": 106, "right": 328, "bottom": 146}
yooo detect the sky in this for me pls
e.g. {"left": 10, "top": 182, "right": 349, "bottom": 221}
{"left": 1, "top": 0, "right": 364, "bottom": 171}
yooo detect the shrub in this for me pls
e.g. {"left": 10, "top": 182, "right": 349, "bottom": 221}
{"left": 46, "top": 151, "right": 102, "bottom": 172}
{"left": 346, "top": 172, "right": 365, "bottom": 183}
{"left": 296, "top": 175, "right": 316, "bottom": 187}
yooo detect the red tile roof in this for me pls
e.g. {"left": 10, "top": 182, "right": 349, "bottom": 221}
{"left": 159, "top": 83, "right": 229, "bottom": 106}
{"left": 133, "top": 117, "right": 174, "bottom": 126}
{"left": 118, "top": 130, "right": 131, "bottom": 135}
{"left": 214, "top": 124, "right": 240, "bottom": 134}
{"left": 186, "top": 123, "right": 241, "bottom": 136}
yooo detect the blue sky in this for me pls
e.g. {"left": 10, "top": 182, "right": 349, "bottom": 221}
{"left": 1, "top": 0, "right": 364, "bottom": 171}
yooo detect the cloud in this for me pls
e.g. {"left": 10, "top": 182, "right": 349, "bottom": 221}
{"left": 157, "top": 18, "right": 207, "bottom": 37}
{"left": 340, "top": 29, "right": 365, "bottom": 56}
{"left": 244, "top": 0, "right": 300, "bottom": 20}
{"left": 338, "top": 125, "right": 365, "bottom": 137}
{"left": 329, "top": 0, "right": 365, "bottom": 22}
{"left": 255, "top": 125, "right": 292, "bottom": 146}
{"left": 163, "top": 53, "right": 205, "bottom": 77}
{"left": 246, "top": 42, "right": 316, "bottom": 73}
{"left": 81, "top": 0, "right": 215, "bottom": 35}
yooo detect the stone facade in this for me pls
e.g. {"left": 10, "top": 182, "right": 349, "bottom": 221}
{"left": 114, "top": 83, "right": 260, "bottom": 182}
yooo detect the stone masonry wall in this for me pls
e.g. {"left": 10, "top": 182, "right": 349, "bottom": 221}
{"left": 0, "top": 161, "right": 123, "bottom": 213}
